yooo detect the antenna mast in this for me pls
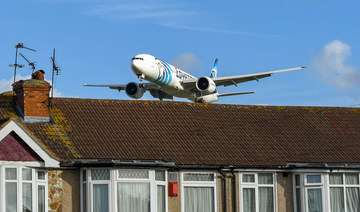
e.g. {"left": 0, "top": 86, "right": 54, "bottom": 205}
{"left": 19, "top": 53, "right": 36, "bottom": 74}
{"left": 51, "top": 48, "right": 61, "bottom": 99}
{"left": 9, "top": 43, "right": 36, "bottom": 98}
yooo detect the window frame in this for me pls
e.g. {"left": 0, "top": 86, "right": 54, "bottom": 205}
{"left": 293, "top": 172, "right": 360, "bottom": 212}
{"left": 180, "top": 171, "right": 218, "bottom": 212}
{"left": 328, "top": 172, "right": 360, "bottom": 212}
{"left": 293, "top": 173, "right": 325, "bottom": 212}
{"left": 81, "top": 168, "right": 168, "bottom": 212}
{"left": 0, "top": 165, "right": 48, "bottom": 212}
{"left": 239, "top": 172, "right": 277, "bottom": 212}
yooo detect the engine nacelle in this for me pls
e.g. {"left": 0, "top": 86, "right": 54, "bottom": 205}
{"left": 125, "top": 82, "right": 145, "bottom": 99}
{"left": 196, "top": 77, "right": 216, "bottom": 94}
{"left": 196, "top": 93, "right": 219, "bottom": 104}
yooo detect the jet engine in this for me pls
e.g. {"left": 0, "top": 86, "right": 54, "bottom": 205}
{"left": 196, "top": 93, "right": 219, "bottom": 103}
{"left": 125, "top": 82, "right": 145, "bottom": 99}
{"left": 196, "top": 77, "right": 216, "bottom": 94}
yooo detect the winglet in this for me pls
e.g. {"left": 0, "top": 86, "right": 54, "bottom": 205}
{"left": 210, "top": 58, "right": 218, "bottom": 78}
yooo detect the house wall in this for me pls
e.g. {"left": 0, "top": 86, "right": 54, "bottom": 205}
{"left": 168, "top": 172, "right": 181, "bottom": 212}
{"left": 277, "top": 172, "right": 294, "bottom": 212}
{"left": 48, "top": 169, "right": 80, "bottom": 212}
{"left": 217, "top": 172, "right": 239, "bottom": 212}
{"left": 62, "top": 169, "right": 80, "bottom": 212}
{"left": 48, "top": 170, "right": 63, "bottom": 212}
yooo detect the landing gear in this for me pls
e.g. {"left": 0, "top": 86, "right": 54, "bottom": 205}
{"left": 137, "top": 74, "right": 145, "bottom": 82}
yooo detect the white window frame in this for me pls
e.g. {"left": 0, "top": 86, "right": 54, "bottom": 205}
{"left": 0, "top": 165, "right": 48, "bottom": 212}
{"left": 239, "top": 172, "right": 277, "bottom": 212}
{"left": 328, "top": 172, "right": 360, "bottom": 212}
{"left": 293, "top": 173, "right": 326, "bottom": 212}
{"left": 290, "top": 172, "right": 360, "bottom": 212}
{"left": 180, "top": 171, "right": 218, "bottom": 212}
{"left": 81, "top": 168, "right": 168, "bottom": 212}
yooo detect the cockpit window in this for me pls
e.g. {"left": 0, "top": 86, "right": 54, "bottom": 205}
{"left": 132, "top": 57, "right": 144, "bottom": 61}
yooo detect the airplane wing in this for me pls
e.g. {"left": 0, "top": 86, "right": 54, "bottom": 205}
{"left": 83, "top": 83, "right": 173, "bottom": 100}
{"left": 181, "top": 66, "right": 306, "bottom": 89}
{"left": 83, "top": 83, "right": 160, "bottom": 91}
{"left": 83, "top": 83, "right": 127, "bottom": 91}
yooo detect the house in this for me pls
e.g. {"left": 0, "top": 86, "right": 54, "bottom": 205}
{"left": 1, "top": 71, "right": 360, "bottom": 212}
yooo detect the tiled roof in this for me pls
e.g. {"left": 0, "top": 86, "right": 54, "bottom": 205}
{"left": 2, "top": 97, "right": 360, "bottom": 167}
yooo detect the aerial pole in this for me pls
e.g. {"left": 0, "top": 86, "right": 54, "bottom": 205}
{"left": 9, "top": 43, "right": 36, "bottom": 99}
{"left": 50, "top": 48, "right": 60, "bottom": 105}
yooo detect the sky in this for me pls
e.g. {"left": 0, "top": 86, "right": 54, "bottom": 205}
{"left": 1, "top": 0, "right": 360, "bottom": 107}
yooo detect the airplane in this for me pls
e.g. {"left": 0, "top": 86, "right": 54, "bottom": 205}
{"left": 84, "top": 54, "right": 306, "bottom": 103}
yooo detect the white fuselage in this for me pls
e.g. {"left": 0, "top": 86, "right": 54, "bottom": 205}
{"left": 131, "top": 54, "right": 198, "bottom": 101}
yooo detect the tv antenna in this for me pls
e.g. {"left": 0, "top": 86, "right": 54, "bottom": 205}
{"left": 9, "top": 43, "right": 36, "bottom": 85}
{"left": 19, "top": 53, "right": 36, "bottom": 74}
{"left": 50, "top": 48, "right": 61, "bottom": 99}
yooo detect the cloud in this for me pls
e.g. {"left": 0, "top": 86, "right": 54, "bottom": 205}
{"left": 87, "top": 2, "right": 194, "bottom": 22}
{"left": 312, "top": 40, "right": 360, "bottom": 91}
{"left": 169, "top": 53, "right": 204, "bottom": 76}
{"left": 159, "top": 23, "right": 281, "bottom": 38}
{"left": 86, "top": 1, "right": 279, "bottom": 38}
{"left": 0, "top": 75, "right": 62, "bottom": 97}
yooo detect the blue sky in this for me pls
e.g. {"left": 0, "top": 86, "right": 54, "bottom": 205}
{"left": 1, "top": 0, "right": 360, "bottom": 106}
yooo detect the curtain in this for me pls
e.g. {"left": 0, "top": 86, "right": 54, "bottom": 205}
{"left": 184, "top": 187, "right": 214, "bottom": 212}
{"left": 330, "top": 174, "right": 343, "bottom": 185}
{"left": 38, "top": 185, "right": 45, "bottom": 212}
{"left": 23, "top": 183, "right": 32, "bottom": 212}
{"left": 117, "top": 183, "right": 150, "bottom": 212}
{"left": 259, "top": 187, "right": 273, "bottom": 212}
{"left": 346, "top": 174, "right": 359, "bottom": 185}
{"left": 330, "top": 187, "right": 344, "bottom": 212}
{"left": 258, "top": 174, "right": 273, "bottom": 184}
{"left": 6, "top": 182, "right": 17, "bottom": 212}
{"left": 93, "top": 184, "right": 109, "bottom": 212}
{"left": 157, "top": 185, "right": 165, "bottom": 212}
{"left": 243, "top": 188, "right": 255, "bottom": 212}
{"left": 243, "top": 174, "right": 255, "bottom": 183}
{"left": 5, "top": 168, "right": 17, "bottom": 180}
{"left": 307, "top": 189, "right": 323, "bottom": 212}
{"left": 346, "top": 188, "right": 360, "bottom": 212}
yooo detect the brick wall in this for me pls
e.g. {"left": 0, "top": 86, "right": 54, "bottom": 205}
{"left": 13, "top": 78, "right": 51, "bottom": 122}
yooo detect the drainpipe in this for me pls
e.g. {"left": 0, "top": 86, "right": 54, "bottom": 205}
{"left": 231, "top": 168, "right": 236, "bottom": 212}
{"left": 220, "top": 169, "right": 227, "bottom": 212}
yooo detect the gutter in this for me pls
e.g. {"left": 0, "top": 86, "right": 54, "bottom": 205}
{"left": 62, "top": 159, "right": 176, "bottom": 168}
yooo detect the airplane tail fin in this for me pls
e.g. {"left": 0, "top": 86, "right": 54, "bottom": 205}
{"left": 210, "top": 58, "right": 218, "bottom": 78}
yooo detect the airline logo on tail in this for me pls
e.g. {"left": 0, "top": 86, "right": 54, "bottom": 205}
{"left": 210, "top": 58, "right": 218, "bottom": 78}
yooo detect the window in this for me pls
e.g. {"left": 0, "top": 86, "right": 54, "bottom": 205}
{"left": 239, "top": 173, "right": 276, "bottom": 212}
{"left": 294, "top": 172, "right": 360, "bottom": 212}
{"left": 81, "top": 168, "right": 168, "bottom": 212}
{"left": 181, "top": 172, "right": 217, "bottom": 212}
{"left": 294, "top": 174, "right": 324, "bottom": 212}
{"left": 0, "top": 166, "right": 47, "bottom": 212}
{"left": 91, "top": 169, "right": 110, "bottom": 212}
{"left": 329, "top": 173, "right": 360, "bottom": 212}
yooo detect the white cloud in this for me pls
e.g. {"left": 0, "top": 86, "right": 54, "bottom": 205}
{"left": 87, "top": 2, "right": 194, "bottom": 22}
{"left": 312, "top": 40, "right": 360, "bottom": 91}
{"left": 169, "top": 53, "right": 204, "bottom": 76}
{"left": 0, "top": 75, "right": 62, "bottom": 97}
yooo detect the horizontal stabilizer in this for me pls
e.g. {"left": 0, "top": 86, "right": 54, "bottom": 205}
{"left": 218, "top": 91, "right": 254, "bottom": 97}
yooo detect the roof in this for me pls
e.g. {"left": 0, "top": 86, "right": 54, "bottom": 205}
{"left": 2, "top": 96, "right": 360, "bottom": 168}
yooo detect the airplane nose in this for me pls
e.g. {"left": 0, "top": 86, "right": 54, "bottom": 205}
{"left": 131, "top": 59, "right": 142, "bottom": 75}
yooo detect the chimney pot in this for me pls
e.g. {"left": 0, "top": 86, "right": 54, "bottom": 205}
{"left": 31, "top": 70, "right": 45, "bottom": 80}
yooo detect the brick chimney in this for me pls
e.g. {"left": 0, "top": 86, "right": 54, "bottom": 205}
{"left": 13, "top": 70, "right": 51, "bottom": 123}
